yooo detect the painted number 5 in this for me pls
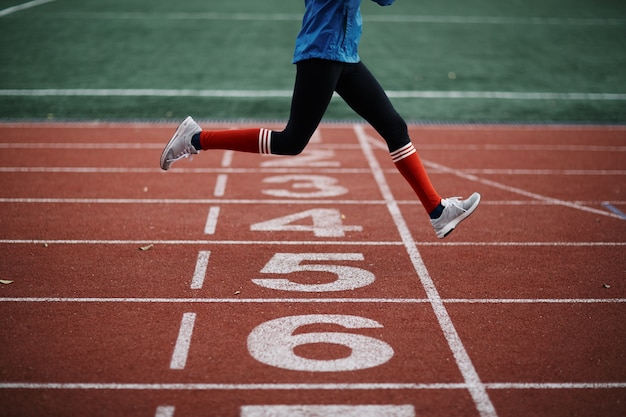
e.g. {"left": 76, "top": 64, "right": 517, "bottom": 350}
{"left": 247, "top": 314, "right": 394, "bottom": 372}
{"left": 252, "top": 253, "right": 375, "bottom": 292}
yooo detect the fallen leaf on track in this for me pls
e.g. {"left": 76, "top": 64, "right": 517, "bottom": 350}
{"left": 0, "top": 280, "right": 14, "bottom": 285}
{"left": 139, "top": 244, "right": 154, "bottom": 251}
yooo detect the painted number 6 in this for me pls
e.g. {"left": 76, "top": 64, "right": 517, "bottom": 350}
{"left": 247, "top": 314, "right": 394, "bottom": 372}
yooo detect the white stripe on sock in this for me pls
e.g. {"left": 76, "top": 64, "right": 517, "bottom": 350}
{"left": 259, "top": 129, "right": 272, "bottom": 154}
{"left": 390, "top": 143, "right": 416, "bottom": 163}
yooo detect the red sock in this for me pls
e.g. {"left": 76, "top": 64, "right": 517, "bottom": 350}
{"left": 391, "top": 143, "right": 441, "bottom": 213}
{"left": 199, "top": 128, "right": 272, "bottom": 154}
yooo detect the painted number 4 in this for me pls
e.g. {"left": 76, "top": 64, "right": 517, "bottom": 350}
{"left": 250, "top": 208, "right": 362, "bottom": 237}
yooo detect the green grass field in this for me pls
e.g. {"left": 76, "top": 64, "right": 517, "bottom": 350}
{"left": 1, "top": 0, "right": 625, "bottom": 122}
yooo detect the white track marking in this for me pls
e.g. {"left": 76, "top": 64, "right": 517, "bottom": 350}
{"left": 213, "top": 174, "right": 228, "bottom": 197}
{"left": 154, "top": 406, "right": 175, "bottom": 417}
{"left": 3, "top": 167, "right": 625, "bottom": 175}
{"left": 366, "top": 134, "right": 625, "bottom": 220}
{"left": 1, "top": 239, "right": 624, "bottom": 247}
{"left": 221, "top": 150, "right": 234, "bottom": 168}
{"left": 463, "top": 169, "right": 626, "bottom": 175}
{"left": 1, "top": 382, "right": 624, "bottom": 390}
{"left": 0, "top": 239, "right": 403, "bottom": 246}
{"left": 169, "top": 313, "right": 196, "bottom": 370}
{"left": 2, "top": 89, "right": 625, "bottom": 100}
{"left": 1, "top": 142, "right": 624, "bottom": 152}
{"left": 204, "top": 206, "right": 220, "bottom": 235}
{"left": 0, "top": 197, "right": 384, "bottom": 205}
{"left": 30, "top": 12, "right": 626, "bottom": 26}
{"left": 425, "top": 159, "right": 624, "bottom": 220}
{"left": 190, "top": 251, "right": 210, "bottom": 290}
{"left": 354, "top": 124, "right": 497, "bottom": 417}
{"left": 0, "top": 0, "right": 55, "bottom": 17}
{"left": 1, "top": 198, "right": 624, "bottom": 207}
{"left": 0, "top": 167, "right": 370, "bottom": 174}
{"left": 1, "top": 298, "right": 624, "bottom": 304}
{"left": 241, "top": 405, "right": 415, "bottom": 417}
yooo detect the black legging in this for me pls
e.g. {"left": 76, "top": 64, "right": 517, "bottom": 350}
{"left": 271, "top": 59, "right": 411, "bottom": 155}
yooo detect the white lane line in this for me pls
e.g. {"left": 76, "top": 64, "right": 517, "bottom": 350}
{"left": 0, "top": 143, "right": 161, "bottom": 149}
{"left": 2, "top": 89, "right": 626, "bottom": 100}
{"left": 204, "top": 206, "right": 220, "bottom": 235}
{"left": 22, "top": 11, "right": 626, "bottom": 26}
{"left": 213, "top": 174, "right": 228, "bottom": 197}
{"left": 0, "top": 239, "right": 403, "bottom": 246}
{"left": 0, "top": 197, "right": 385, "bottom": 205}
{"left": 1, "top": 297, "right": 624, "bottom": 304}
{"left": 1, "top": 382, "right": 624, "bottom": 390}
{"left": 487, "top": 382, "right": 626, "bottom": 389}
{"left": 169, "top": 313, "right": 196, "bottom": 370}
{"left": 0, "top": 0, "right": 55, "bottom": 17}
{"left": 368, "top": 135, "right": 625, "bottom": 221}
{"left": 1, "top": 198, "right": 625, "bottom": 207}
{"left": 1, "top": 142, "right": 624, "bottom": 152}
{"left": 190, "top": 251, "right": 210, "bottom": 290}
{"left": 418, "top": 144, "right": 626, "bottom": 152}
{"left": 154, "top": 406, "right": 175, "bottom": 417}
{"left": 464, "top": 169, "right": 626, "bottom": 175}
{"left": 221, "top": 150, "right": 234, "bottom": 168}
{"left": 0, "top": 382, "right": 467, "bottom": 390}
{"left": 426, "top": 159, "right": 624, "bottom": 220}
{"left": 0, "top": 167, "right": 370, "bottom": 174}
{"left": 1, "top": 239, "right": 623, "bottom": 246}
{"left": 240, "top": 405, "right": 416, "bottom": 417}
{"left": 354, "top": 124, "right": 497, "bottom": 417}
{"left": 3, "top": 166, "right": 626, "bottom": 175}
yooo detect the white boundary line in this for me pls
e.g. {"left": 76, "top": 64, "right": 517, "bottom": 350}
{"left": 26, "top": 12, "right": 626, "bottom": 26}
{"left": 169, "top": 313, "right": 196, "bottom": 370}
{"left": 1, "top": 198, "right": 624, "bottom": 206}
{"left": 1, "top": 297, "right": 624, "bottom": 304}
{"left": 1, "top": 142, "right": 625, "bottom": 152}
{"left": 366, "top": 136, "right": 626, "bottom": 220}
{"left": 1, "top": 122, "right": 625, "bottom": 130}
{"left": 354, "top": 124, "right": 497, "bottom": 417}
{"left": 0, "top": 167, "right": 369, "bottom": 174}
{"left": 0, "top": 0, "right": 55, "bottom": 17}
{"left": 1, "top": 382, "right": 623, "bottom": 390}
{"left": 190, "top": 251, "right": 210, "bottom": 290}
{"left": 0, "top": 239, "right": 403, "bottom": 246}
{"left": 1, "top": 239, "right": 623, "bottom": 246}
{"left": 427, "top": 159, "right": 624, "bottom": 220}
{"left": 1, "top": 89, "right": 625, "bottom": 100}
{"left": 2, "top": 167, "right": 626, "bottom": 175}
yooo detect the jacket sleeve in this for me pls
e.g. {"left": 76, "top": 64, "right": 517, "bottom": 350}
{"left": 372, "top": 0, "right": 395, "bottom": 5}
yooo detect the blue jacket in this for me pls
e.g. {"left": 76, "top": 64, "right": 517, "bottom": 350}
{"left": 293, "top": 0, "right": 395, "bottom": 64}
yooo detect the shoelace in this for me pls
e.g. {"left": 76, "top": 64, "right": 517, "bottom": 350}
{"left": 444, "top": 197, "right": 467, "bottom": 212}
{"left": 167, "top": 144, "right": 196, "bottom": 163}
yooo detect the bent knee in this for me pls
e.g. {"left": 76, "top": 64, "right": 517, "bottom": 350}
{"left": 270, "top": 131, "right": 310, "bottom": 155}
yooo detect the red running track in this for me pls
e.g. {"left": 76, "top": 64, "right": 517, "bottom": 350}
{"left": 0, "top": 122, "right": 625, "bottom": 417}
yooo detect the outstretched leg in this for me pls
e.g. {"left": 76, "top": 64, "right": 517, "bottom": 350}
{"left": 335, "top": 62, "right": 442, "bottom": 214}
{"left": 160, "top": 59, "right": 345, "bottom": 170}
{"left": 336, "top": 62, "right": 480, "bottom": 238}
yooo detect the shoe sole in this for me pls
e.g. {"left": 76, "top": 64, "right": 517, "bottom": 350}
{"left": 439, "top": 193, "right": 481, "bottom": 238}
{"left": 160, "top": 116, "right": 193, "bottom": 170}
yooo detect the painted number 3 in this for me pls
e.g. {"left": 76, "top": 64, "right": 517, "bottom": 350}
{"left": 247, "top": 315, "right": 394, "bottom": 372}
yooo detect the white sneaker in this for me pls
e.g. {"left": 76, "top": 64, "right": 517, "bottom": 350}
{"left": 160, "top": 116, "right": 202, "bottom": 170}
{"left": 430, "top": 192, "right": 481, "bottom": 238}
